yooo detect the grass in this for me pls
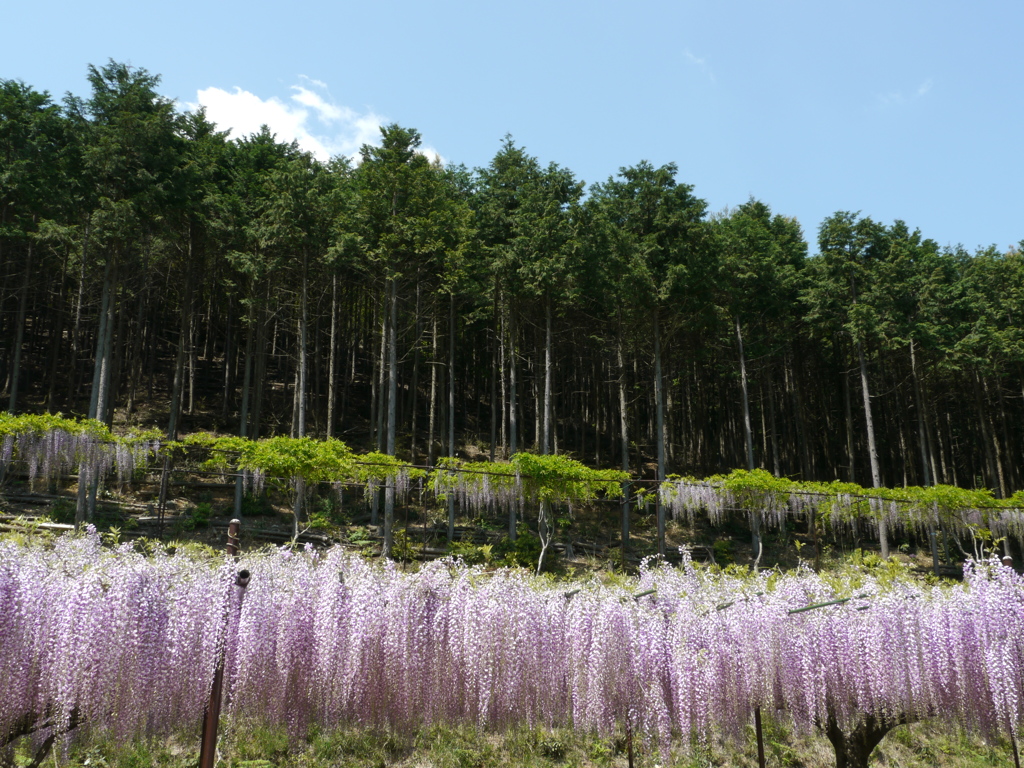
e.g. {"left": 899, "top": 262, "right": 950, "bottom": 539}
{"left": 9, "top": 719, "right": 1021, "bottom": 768}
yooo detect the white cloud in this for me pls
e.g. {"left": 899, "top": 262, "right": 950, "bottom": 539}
{"left": 191, "top": 80, "right": 387, "bottom": 162}
{"left": 684, "top": 49, "right": 716, "bottom": 83}
{"left": 875, "top": 78, "right": 933, "bottom": 107}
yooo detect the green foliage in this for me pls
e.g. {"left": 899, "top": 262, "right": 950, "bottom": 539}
{"left": 0, "top": 412, "right": 161, "bottom": 448}
{"left": 431, "top": 453, "right": 627, "bottom": 508}
{"left": 48, "top": 496, "right": 76, "bottom": 524}
{"left": 664, "top": 466, "right": 1024, "bottom": 546}
{"left": 450, "top": 539, "right": 494, "bottom": 565}
{"left": 175, "top": 501, "right": 212, "bottom": 532}
{"left": 390, "top": 529, "right": 417, "bottom": 561}
{"left": 493, "top": 527, "right": 544, "bottom": 570}
{"left": 712, "top": 539, "right": 734, "bottom": 565}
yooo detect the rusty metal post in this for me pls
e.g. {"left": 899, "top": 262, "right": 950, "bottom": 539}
{"left": 199, "top": 520, "right": 247, "bottom": 768}
{"left": 227, "top": 518, "right": 241, "bottom": 559}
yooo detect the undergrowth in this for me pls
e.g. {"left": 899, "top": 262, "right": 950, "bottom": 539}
{"left": 11, "top": 719, "right": 1020, "bottom": 767}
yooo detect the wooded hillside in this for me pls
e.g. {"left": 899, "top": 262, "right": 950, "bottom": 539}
{"left": 2, "top": 62, "right": 1022, "bottom": 496}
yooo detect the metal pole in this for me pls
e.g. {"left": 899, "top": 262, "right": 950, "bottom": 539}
{"left": 199, "top": 520, "right": 247, "bottom": 768}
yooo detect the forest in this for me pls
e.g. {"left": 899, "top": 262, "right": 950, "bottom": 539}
{"left": 2, "top": 60, "right": 1023, "bottom": 502}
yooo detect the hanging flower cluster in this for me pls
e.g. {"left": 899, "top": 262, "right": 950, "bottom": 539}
{"left": 430, "top": 453, "right": 627, "bottom": 515}
{"left": 0, "top": 532, "right": 231, "bottom": 753}
{"left": 3, "top": 534, "right": 1023, "bottom": 759}
{"left": 661, "top": 468, "right": 1024, "bottom": 549}
{"left": 0, "top": 413, "right": 161, "bottom": 490}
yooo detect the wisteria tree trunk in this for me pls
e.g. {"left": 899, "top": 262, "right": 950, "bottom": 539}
{"left": 824, "top": 713, "right": 910, "bottom": 768}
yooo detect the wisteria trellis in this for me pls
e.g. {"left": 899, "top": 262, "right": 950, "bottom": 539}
{"left": 2, "top": 533, "right": 1022, "bottom": 760}
{"left": 659, "top": 470, "right": 1024, "bottom": 552}
{"left": 0, "top": 414, "right": 160, "bottom": 492}
{"left": 3, "top": 414, "right": 1023, "bottom": 553}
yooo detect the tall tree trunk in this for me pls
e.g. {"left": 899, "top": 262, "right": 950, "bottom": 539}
{"left": 653, "top": 310, "right": 666, "bottom": 556}
{"left": 125, "top": 279, "right": 147, "bottom": 420}
{"left": 981, "top": 375, "right": 1007, "bottom": 498}
{"left": 45, "top": 244, "right": 71, "bottom": 413}
{"left": 187, "top": 308, "right": 197, "bottom": 415}
{"left": 326, "top": 275, "right": 338, "bottom": 438}
{"left": 447, "top": 295, "right": 456, "bottom": 542}
{"left": 383, "top": 278, "right": 398, "bottom": 557}
{"left": 167, "top": 274, "right": 193, "bottom": 441}
{"left": 617, "top": 329, "right": 631, "bottom": 554}
{"left": 428, "top": 314, "right": 438, "bottom": 467}
{"left": 489, "top": 281, "right": 498, "bottom": 461}
{"left": 542, "top": 298, "right": 552, "bottom": 455}
{"left": 843, "top": 348, "right": 857, "bottom": 483}
{"left": 909, "top": 340, "right": 932, "bottom": 487}
{"left": 94, "top": 268, "right": 117, "bottom": 425}
{"left": 736, "top": 317, "right": 761, "bottom": 567}
{"left": 858, "top": 339, "right": 888, "bottom": 558}
{"left": 767, "top": 366, "right": 780, "bottom": 476}
{"left": 509, "top": 311, "right": 518, "bottom": 455}
{"left": 375, "top": 294, "right": 387, "bottom": 453}
{"left": 409, "top": 282, "right": 421, "bottom": 461}
{"left": 67, "top": 219, "right": 89, "bottom": 408}
{"left": 233, "top": 299, "right": 256, "bottom": 519}
{"left": 88, "top": 255, "right": 113, "bottom": 420}
{"left": 6, "top": 227, "right": 33, "bottom": 413}
{"left": 221, "top": 297, "right": 233, "bottom": 420}
{"left": 500, "top": 300, "right": 508, "bottom": 456}
{"left": 736, "top": 318, "right": 755, "bottom": 471}
{"left": 293, "top": 254, "right": 309, "bottom": 537}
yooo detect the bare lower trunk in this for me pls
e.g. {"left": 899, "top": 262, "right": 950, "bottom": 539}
{"left": 653, "top": 312, "right": 666, "bottom": 557}
{"left": 292, "top": 258, "right": 309, "bottom": 531}
{"left": 428, "top": 315, "right": 438, "bottom": 467}
{"left": 326, "top": 276, "right": 338, "bottom": 438}
{"left": 509, "top": 313, "right": 518, "bottom": 455}
{"left": 88, "top": 256, "right": 113, "bottom": 420}
{"left": 824, "top": 712, "right": 910, "bottom": 768}
{"left": 409, "top": 282, "right": 421, "bottom": 461}
{"left": 447, "top": 296, "right": 456, "bottom": 543}
{"left": 67, "top": 219, "right": 89, "bottom": 407}
{"left": 910, "top": 340, "right": 932, "bottom": 487}
{"left": 542, "top": 298, "right": 552, "bottom": 455}
{"left": 858, "top": 340, "right": 888, "bottom": 558}
{"left": 6, "top": 232, "right": 33, "bottom": 413}
{"left": 383, "top": 278, "right": 398, "bottom": 558}
{"left": 736, "top": 317, "right": 761, "bottom": 569}
{"left": 617, "top": 331, "right": 631, "bottom": 554}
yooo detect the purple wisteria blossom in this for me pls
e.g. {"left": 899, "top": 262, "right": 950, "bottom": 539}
{"left": 2, "top": 536, "right": 1023, "bottom": 762}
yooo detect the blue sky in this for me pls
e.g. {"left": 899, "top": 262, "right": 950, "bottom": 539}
{"left": 5, "top": 0, "right": 1022, "bottom": 252}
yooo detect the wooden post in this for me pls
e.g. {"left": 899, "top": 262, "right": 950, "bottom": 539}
{"left": 199, "top": 520, "right": 247, "bottom": 768}
{"left": 755, "top": 706, "right": 766, "bottom": 768}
